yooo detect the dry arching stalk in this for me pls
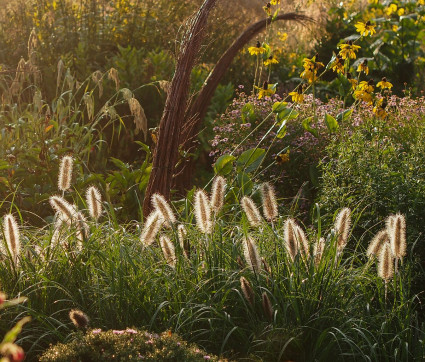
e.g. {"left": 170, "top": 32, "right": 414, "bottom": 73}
{"left": 49, "top": 196, "right": 77, "bottom": 224}
{"left": 177, "top": 224, "right": 190, "bottom": 258}
{"left": 86, "top": 186, "right": 102, "bottom": 221}
{"left": 210, "top": 176, "right": 226, "bottom": 213}
{"left": 128, "top": 97, "right": 148, "bottom": 141}
{"left": 151, "top": 193, "right": 176, "bottom": 227}
{"left": 261, "top": 182, "right": 278, "bottom": 222}
{"left": 367, "top": 229, "right": 389, "bottom": 259}
{"left": 140, "top": 211, "right": 163, "bottom": 246}
{"left": 262, "top": 292, "right": 274, "bottom": 322}
{"left": 240, "top": 276, "right": 255, "bottom": 306}
{"left": 284, "top": 218, "right": 298, "bottom": 262}
{"left": 241, "top": 196, "right": 262, "bottom": 227}
{"left": 159, "top": 235, "right": 176, "bottom": 267}
{"left": 243, "top": 235, "right": 261, "bottom": 274}
{"left": 3, "top": 214, "right": 20, "bottom": 264}
{"left": 194, "top": 190, "right": 212, "bottom": 234}
{"left": 58, "top": 155, "right": 74, "bottom": 192}
{"left": 334, "top": 208, "right": 351, "bottom": 253}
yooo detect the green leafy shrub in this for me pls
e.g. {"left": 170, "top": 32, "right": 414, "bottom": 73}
{"left": 40, "top": 329, "right": 224, "bottom": 362}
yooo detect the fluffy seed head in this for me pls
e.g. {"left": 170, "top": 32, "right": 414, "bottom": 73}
{"left": 242, "top": 235, "right": 261, "bottom": 274}
{"left": 295, "top": 225, "right": 309, "bottom": 258}
{"left": 388, "top": 213, "right": 406, "bottom": 259}
{"left": 241, "top": 196, "right": 262, "bottom": 227}
{"left": 76, "top": 212, "right": 89, "bottom": 243}
{"left": 334, "top": 208, "right": 351, "bottom": 252}
{"left": 177, "top": 224, "right": 190, "bottom": 259}
{"left": 367, "top": 229, "right": 389, "bottom": 259}
{"left": 58, "top": 155, "right": 74, "bottom": 192}
{"left": 86, "top": 186, "right": 102, "bottom": 221}
{"left": 69, "top": 309, "right": 89, "bottom": 329}
{"left": 128, "top": 97, "right": 147, "bottom": 140}
{"left": 140, "top": 211, "right": 163, "bottom": 246}
{"left": 151, "top": 193, "right": 176, "bottom": 227}
{"left": 159, "top": 235, "right": 176, "bottom": 267}
{"left": 3, "top": 214, "right": 20, "bottom": 264}
{"left": 262, "top": 292, "right": 273, "bottom": 322}
{"left": 284, "top": 218, "right": 299, "bottom": 261}
{"left": 51, "top": 215, "right": 65, "bottom": 248}
{"left": 261, "top": 257, "right": 271, "bottom": 275}
{"left": 194, "top": 190, "right": 212, "bottom": 234}
{"left": 49, "top": 196, "right": 77, "bottom": 224}
{"left": 210, "top": 176, "right": 226, "bottom": 213}
{"left": 240, "top": 276, "right": 255, "bottom": 306}
{"left": 378, "top": 242, "right": 394, "bottom": 281}
{"left": 314, "top": 237, "right": 325, "bottom": 265}
{"left": 261, "top": 182, "right": 278, "bottom": 222}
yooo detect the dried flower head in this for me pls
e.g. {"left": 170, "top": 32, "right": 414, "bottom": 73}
{"left": 151, "top": 193, "right": 176, "bottom": 227}
{"left": 261, "top": 182, "right": 278, "bottom": 222}
{"left": 128, "top": 97, "right": 148, "bottom": 140}
{"left": 314, "top": 237, "right": 325, "bottom": 265}
{"left": 58, "top": 155, "right": 74, "bottom": 192}
{"left": 284, "top": 218, "right": 298, "bottom": 261}
{"left": 177, "top": 224, "right": 190, "bottom": 259}
{"left": 49, "top": 196, "right": 77, "bottom": 224}
{"left": 240, "top": 276, "right": 255, "bottom": 306}
{"left": 388, "top": 213, "right": 406, "bottom": 259}
{"left": 108, "top": 67, "right": 120, "bottom": 90}
{"left": 159, "top": 235, "right": 176, "bottom": 267}
{"left": 194, "top": 190, "right": 212, "bottom": 234}
{"left": 334, "top": 208, "right": 351, "bottom": 252}
{"left": 86, "top": 186, "right": 102, "bottom": 221}
{"left": 378, "top": 243, "right": 394, "bottom": 281}
{"left": 140, "top": 211, "right": 163, "bottom": 246}
{"left": 243, "top": 235, "right": 261, "bottom": 273}
{"left": 69, "top": 309, "right": 89, "bottom": 329}
{"left": 241, "top": 196, "right": 262, "bottom": 227}
{"left": 367, "top": 229, "right": 389, "bottom": 259}
{"left": 3, "top": 214, "right": 20, "bottom": 264}
{"left": 210, "top": 176, "right": 226, "bottom": 213}
{"left": 262, "top": 292, "right": 273, "bottom": 322}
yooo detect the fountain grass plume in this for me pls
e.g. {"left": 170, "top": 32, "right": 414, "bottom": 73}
{"left": 140, "top": 211, "right": 163, "bottom": 246}
{"left": 49, "top": 196, "right": 77, "bottom": 224}
{"left": 261, "top": 182, "right": 278, "bottom": 222}
{"left": 388, "top": 213, "right": 406, "bottom": 259}
{"left": 3, "top": 214, "right": 20, "bottom": 265}
{"left": 177, "top": 224, "right": 190, "bottom": 258}
{"left": 378, "top": 242, "right": 394, "bottom": 281}
{"left": 210, "top": 176, "right": 226, "bottom": 213}
{"left": 314, "top": 237, "right": 325, "bottom": 265}
{"left": 262, "top": 292, "right": 273, "bottom": 322}
{"left": 69, "top": 309, "right": 89, "bottom": 329}
{"left": 58, "top": 155, "right": 74, "bottom": 192}
{"left": 295, "top": 224, "right": 309, "bottom": 258}
{"left": 86, "top": 186, "right": 102, "bottom": 221}
{"left": 240, "top": 276, "right": 255, "bottom": 306}
{"left": 284, "top": 218, "right": 298, "bottom": 261}
{"left": 367, "top": 229, "right": 389, "bottom": 259}
{"left": 159, "top": 235, "right": 176, "bottom": 268}
{"left": 194, "top": 190, "right": 212, "bottom": 234}
{"left": 242, "top": 235, "right": 261, "bottom": 274}
{"left": 151, "top": 193, "right": 176, "bottom": 227}
{"left": 241, "top": 196, "right": 262, "bottom": 227}
{"left": 334, "top": 207, "right": 351, "bottom": 253}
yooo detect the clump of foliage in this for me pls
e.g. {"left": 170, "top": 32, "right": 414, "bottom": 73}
{"left": 40, "top": 328, "right": 224, "bottom": 361}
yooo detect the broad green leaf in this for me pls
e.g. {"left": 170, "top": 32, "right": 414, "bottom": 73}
{"left": 336, "top": 109, "right": 353, "bottom": 123}
{"left": 237, "top": 171, "right": 253, "bottom": 195}
{"left": 236, "top": 148, "right": 265, "bottom": 173}
{"left": 241, "top": 103, "right": 255, "bottom": 122}
{"left": 272, "top": 101, "right": 288, "bottom": 113}
{"left": 214, "top": 154, "right": 235, "bottom": 175}
{"left": 302, "top": 117, "right": 319, "bottom": 137}
{"left": 277, "top": 121, "right": 287, "bottom": 139}
{"left": 324, "top": 113, "right": 339, "bottom": 133}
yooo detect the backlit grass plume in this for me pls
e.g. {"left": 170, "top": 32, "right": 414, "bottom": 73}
{"left": 242, "top": 235, "right": 261, "bottom": 273}
{"left": 240, "top": 276, "right": 255, "bottom": 306}
{"left": 3, "top": 214, "right": 20, "bottom": 265}
{"left": 152, "top": 193, "right": 176, "bottom": 227}
{"left": 241, "top": 196, "right": 262, "bottom": 227}
{"left": 334, "top": 207, "right": 351, "bottom": 253}
{"left": 69, "top": 309, "right": 89, "bottom": 329}
{"left": 76, "top": 212, "right": 89, "bottom": 244}
{"left": 177, "top": 224, "right": 190, "bottom": 258}
{"left": 58, "top": 155, "right": 74, "bottom": 192}
{"left": 86, "top": 186, "right": 102, "bottom": 221}
{"left": 140, "top": 211, "right": 163, "bottom": 246}
{"left": 388, "top": 213, "right": 406, "bottom": 273}
{"left": 367, "top": 229, "right": 389, "bottom": 259}
{"left": 379, "top": 242, "right": 394, "bottom": 282}
{"left": 295, "top": 224, "right": 309, "bottom": 258}
{"left": 284, "top": 218, "right": 298, "bottom": 261}
{"left": 314, "top": 237, "right": 325, "bottom": 265}
{"left": 159, "top": 235, "right": 176, "bottom": 267}
{"left": 194, "top": 190, "right": 212, "bottom": 234}
{"left": 51, "top": 215, "right": 64, "bottom": 248}
{"left": 262, "top": 292, "right": 273, "bottom": 322}
{"left": 210, "top": 176, "right": 226, "bottom": 213}
{"left": 261, "top": 182, "right": 278, "bottom": 222}
{"left": 49, "top": 196, "right": 77, "bottom": 224}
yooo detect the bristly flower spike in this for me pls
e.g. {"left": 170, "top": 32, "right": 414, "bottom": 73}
{"left": 194, "top": 190, "right": 212, "bottom": 234}
{"left": 86, "top": 186, "right": 102, "bottom": 221}
{"left": 58, "top": 155, "right": 74, "bottom": 193}
{"left": 69, "top": 309, "right": 89, "bottom": 329}
{"left": 378, "top": 242, "right": 394, "bottom": 300}
{"left": 262, "top": 292, "right": 274, "bottom": 322}
{"left": 177, "top": 224, "right": 190, "bottom": 258}
{"left": 388, "top": 213, "right": 406, "bottom": 274}
{"left": 159, "top": 235, "right": 176, "bottom": 267}
{"left": 242, "top": 235, "right": 261, "bottom": 274}
{"left": 49, "top": 195, "right": 77, "bottom": 224}
{"left": 241, "top": 196, "right": 262, "bottom": 227}
{"left": 284, "top": 218, "right": 298, "bottom": 261}
{"left": 3, "top": 214, "right": 20, "bottom": 265}
{"left": 334, "top": 207, "right": 351, "bottom": 253}
{"left": 151, "top": 193, "right": 176, "bottom": 227}
{"left": 367, "top": 229, "right": 389, "bottom": 259}
{"left": 240, "top": 276, "right": 255, "bottom": 306}
{"left": 140, "top": 211, "right": 163, "bottom": 246}
{"left": 261, "top": 182, "right": 278, "bottom": 222}
{"left": 210, "top": 176, "right": 226, "bottom": 213}
{"left": 314, "top": 237, "right": 325, "bottom": 266}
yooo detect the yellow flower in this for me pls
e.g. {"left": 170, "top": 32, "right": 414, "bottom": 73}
{"left": 347, "top": 73, "right": 358, "bottom": 90}
{"left": 354, "top": 90, "right": 373, "bottom": 104}
{"left": 359, "top": 80, "right": 374, "bottom": 93}
{"left": 386, "top": 3, "right": 397, "bottom": 16}
{"left": 338, "top": 41, "right": 361, "bottom": 60}
{"left": 302, "top": 56, "right": 324, "bottom": 71}
{"left": 289, "top": 89, "right": 304, "bottom": 103}
{"left": 256, "top": 81, "right": 275, "bottom": 99}
{"left": 419, "top": 0, "right": 425, "bottom": 5}
{"left": 300, "top": 69, "right": 318, "bottom": 83}
{"left": 331, "top": 55, "right": 345, "bottom": 74}
{"left": 264, "top": 55, "right": 279, "bottom": 67}
{"left": 373, "top": 98, "right": 388, "bottom": 119}
{"left": 392, "top": 24, "right": 398, "bottom": 32}
{"left": 270, "top": 0, "right": 280, "bottom": 4}
{"left": 276, "top": 150, "right": 290, "bottom": 164}
{"left": 278, "top": 31, "right": 288, "bottom": 42}
{"left": 355, "top": 21, "right": 376, "bottom": 36}
{"left": 263, "top": 3, "right": 272, "bottom": 16}
{"left": 357, "top": 59, "right": 369, "bottom": 75}
{"left": 376, "top": 77, "right": 393, "bottom": 89}
{"left": 248, "top": 41, "right": 266, "bottom": 56}
{"left": 397, "top": 8, "right": 405, "bottom": 16}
